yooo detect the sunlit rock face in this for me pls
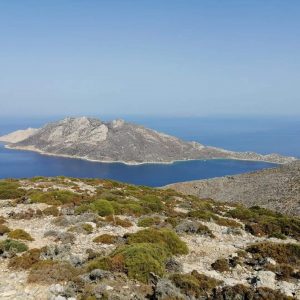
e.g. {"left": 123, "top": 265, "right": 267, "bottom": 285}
{"left": 1, "top": 116, "right": 296, "bottom": 164}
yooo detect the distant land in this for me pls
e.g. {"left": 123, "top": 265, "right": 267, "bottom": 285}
{"left": 0, "top": 116, "right": 296, "bottom": 165}
{"left": 165, "top": 160, "right": 300, "bottom": 216}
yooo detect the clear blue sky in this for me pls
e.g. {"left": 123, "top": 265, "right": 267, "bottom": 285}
{"left": 0, "top": 0, "right": 299, "bottom": 117}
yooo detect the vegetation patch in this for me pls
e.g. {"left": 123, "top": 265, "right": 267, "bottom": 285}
{"left": 0, "top": 224, "right": 10, "bottom": 235}
{"left": 29, "top": 190, "right": 82, "bottom": 205}
{"left": 138, "top": 216, "right": 161, "bottom": 227}
{"left": 105, "top": 215, "right": 133, "bottom": 227}
{"left": 42, "top": 206, "right": 60, "bottom": 216}
{"left": 0, "top": 180, "right": 26, "bottom": 199}
{"left": 211, "top": 258, "right": 230, "bottom": 272}
{"left": 170, "top": 270, "right": 222, "bottom": 298}
{"left": 0, "top": 239, "right": 28, "bottom": 253}
{"left": 88, "top": 243, "right": 169, "bottom": 283}
{"left": 90, "top": 199, "right": 114, "bottom": 216}
{"left": 226, "top": 206, "right": 300, "bottom": 240}
{"left": 8, "top": 229, "right": 34, "bottom": 241}
{"left": 8, "top": 248, "right": 41, "bottom": 270}
{"left": 93, "top": 234, "right": 119, "bottom": 244}
{"left": 126, "top": 228, "right": 188, "bottom": 255}
{"left": 27, "top": 260, "right": 80, "bottom": 284}
{"left": 246, "top": 242, "right": 300, "bottom": 267}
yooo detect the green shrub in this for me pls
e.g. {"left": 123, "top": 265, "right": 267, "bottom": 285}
{"left": 0, "top": 239, "right": 28, "bottom": 253}
{"left": 227, "top": 206, "right": 300, "bottom": 240}
{"left": 90, "top": 199, "right": 114, "bottom": 216}
{"left": 188, "top": 210, "right": 219, "bottom": 221}
{"left": 75, "top": 203, "right": 91, "bottom": 215}
{"left": 140, "top": 195, "right": 163, "bottom": 213}
{"left": 138, "top": 216, "right": 161, "bottom": 227}
{"left": 105, "top": 215, "right": 133, "bottom": 227}
{"left": 126, "top": 228, "right": 188, "bottom": 255}
{"left": 29, "top": 190, "right": 80, "bottom": 205}
{"left": 82, "top": 223, "right": 93, "bottom": 234}
{"left": 170, "top": 270, "right": 222, "bottom": 298}
{"left": 8, "top": 229, "right": 34, "bottom": 241}
{"left": 88, "top": 243, "right": 169, "bottom": 283}
{"left": 0, "top": 181, "right": 25, "bottom": 199}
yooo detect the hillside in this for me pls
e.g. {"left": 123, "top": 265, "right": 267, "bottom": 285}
{"left": 0, "top": 176, "right": 300, "bottom": 299}
{"left": 165, "top": 160, "right": 300, "bottom": 216}
{"left": 0, "top": 116, "right": 296, "bottom": 164}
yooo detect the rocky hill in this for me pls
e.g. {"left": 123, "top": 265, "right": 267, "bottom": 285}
{"left": 0, "top": 117, "right": 296, "bottom": 164}
{"left": 0, "top": 176, "right": 300, "bottom": 299}
{"left": 165, "top": 160, "right": 300, "bottom": 216}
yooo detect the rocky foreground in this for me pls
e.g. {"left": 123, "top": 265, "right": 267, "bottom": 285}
{"left": 165, "top": 160, "right": 300, "bottom": 216}
{"left": 0, "top": 116, "right": 296, "bottom": 164}
{"left": 0, "top": 177, "right": 300, "bottom": 299}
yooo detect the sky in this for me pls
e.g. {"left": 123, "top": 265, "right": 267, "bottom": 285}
{"left": 0, "top": 1, "right": 299, "bottom": 117}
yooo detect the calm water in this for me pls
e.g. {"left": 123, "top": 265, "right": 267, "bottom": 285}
{"left": 0, "top": 116, "right": 298, "bottom": 187}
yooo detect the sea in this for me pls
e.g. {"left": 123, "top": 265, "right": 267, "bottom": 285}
{"left": 0, "top": 116, "right": 299, "bottom": 187}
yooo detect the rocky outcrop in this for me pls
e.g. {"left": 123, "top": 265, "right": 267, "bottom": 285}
{"left": 1, "top": 116, "right": 296, "bottom": 164}
{"left": 165, "top": 160, "right": 300, "bottom": 216}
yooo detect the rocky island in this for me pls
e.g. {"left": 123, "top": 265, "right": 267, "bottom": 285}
{"left": 0, "top": 117, "right": 296, "bottom": 165}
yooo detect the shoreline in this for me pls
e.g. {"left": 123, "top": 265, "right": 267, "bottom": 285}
{"left": 3, "top": 144, "right": 287, "bottom": 166}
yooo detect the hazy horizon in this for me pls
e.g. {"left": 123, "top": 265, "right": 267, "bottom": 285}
{"left": 0, "top": 1, "right": 300, "bottom": 117}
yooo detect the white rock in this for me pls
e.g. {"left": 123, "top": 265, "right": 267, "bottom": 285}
{"left": 255, "top": 271, "right": 276, "bottom": 289}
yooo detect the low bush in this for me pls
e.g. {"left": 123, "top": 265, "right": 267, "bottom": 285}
{"left": 8, "top": 248, "right": 41, "bottom": 270}
{"left": 126, "top": 228, "right": 188, "bottom": 255}
{"left": 140, "top": 195, "right": 163, "bottom": 213}
{"left": 0, "top": 180, "right": 26, "bottom": 199}
{"left": 90, "top": 199, "right": 114, "bottom": 216}
{"left": 188, "top": 210, "right": 219, "bottom": 221}
{"left": 215, "top": 217, "right": 241, "bottom": 228}
{"left": 105, "top": 215, "right": 133, "bottom": 227}
{"left": 93, "top": 234, "right": 119, "bottom": 244}
{"left": 138, "top": 216, "right": 161, "bottom": 227}
{"left": 29, "top": 190, "right": 81, "bottom": 205}
{"left": 170, "top": 270, "right": 222, "bottom": 298}
{"left": 211, "top": 258, "right": 230, "bottom": 272}
{"left": 226, "top": 206, "right": 300, "bottom": 240}
{"left": 42, "top": 206, "right": 60, "bottom": 216}
{"left": 8, "top": 229, "right": 34, "bottom": 241}
{"left": 0, "top": 239, "right": 28, "bottom": 253}
{"left": 27, "top": 260, "right": 80, "bottom": 284}
{"left": 0, "top": 224, "right": 10, "bottom": 235}
{"left": 246, "top": 242, "right": 300, "bottom": 267}
{"left": 88, "top": 243, "right": 169, "bottom": 283}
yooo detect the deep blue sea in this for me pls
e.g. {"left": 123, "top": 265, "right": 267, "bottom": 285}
{"left": 0, "top": 116, "right": 299, "bottom": 187}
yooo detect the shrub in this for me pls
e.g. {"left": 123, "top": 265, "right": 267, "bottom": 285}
{"left": 0, "top": 180, "right": 26, "bottom": 199}
{"left": 27, "top": 260, "right": 80, "bottom": 284}
{"left": 29, "top": 190, "right": 81, "bottom": 205}
{"left": 82, "top": 223, "right": 93, "bottom": 234}
{"left": 188, "top": 210, "right": 219, "bottom": 221}
{"left": 105, "top": 215, "right": 133, "bottom": 227}
{"left": 211, "top": 258, "right": 230, "bottom": 272}
{"left": 8, "top": 229, "right": 34, "bottom": 241}
{"left": 88, "top": 243, "right": 169, "bottom": 283}
{"left": 8, "top": 248, "right": 41, "bottom": 270}
{"left": 226, "top": 206, "right": 300, "bottom": 240}
{"left": 0, "top": 239, "right": 28, "bottom": 253}
{"left": 140, "top": 195, "right": 163, "bottom": 213}
{"left": 170, "top": 270, "right": 222, "bottom": 298}
{"left": 0, "top": 224, "right": 10, "bottom": 235}
{"left": 90, "top": 199, "right": 114, "bottom": 216}
{"left": 75, "top": 203, "right": 91, "bottom": 215}
{"left": 126, "top": 228, "right": 188, "bottom": 255}
{"left": 215, "top": 218, "right": 241, "bottom": 228}
{"left": 42, "top": 206, "right": 60, "bottom": 216}
{"left": 138, "top": 216, "right": 161, "bottom": 227}
{"left": 0, "top": 216, "right": 6, "bottom": 224}
{"left": 93, "top": 234, "right": 119, "bottom": 244}
{"left": 246, "top": 242, "right": 300, "bottom": 267}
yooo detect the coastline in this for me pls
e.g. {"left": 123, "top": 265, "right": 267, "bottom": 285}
{"left": 4, "top": 144, "right": 287, "bottom": 166}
